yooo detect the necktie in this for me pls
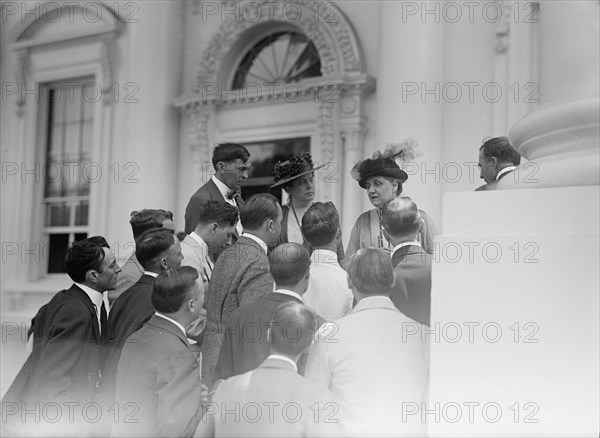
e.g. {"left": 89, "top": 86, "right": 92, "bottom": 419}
{"left": 100, "top": 301, "right": 108, "bottom": 335}
{"left": 226, "top": 189, "right": 240, "bottom": 205}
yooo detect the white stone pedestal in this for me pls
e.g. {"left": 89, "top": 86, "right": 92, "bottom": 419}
{"left": 428, "top": 186, "right": 599, "bottom": 436}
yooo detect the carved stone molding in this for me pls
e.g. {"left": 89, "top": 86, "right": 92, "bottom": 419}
{"left": 15, "top": 48, "right": 29, "bottom": 117}
{"left": 187, "top": 107, "right": 215, "bottom": 155}
{"left": 100, "top": 36, "right": 116, "bottom": 105}
{"left": 495, "top": 0, "right": 512, "bottom": 53}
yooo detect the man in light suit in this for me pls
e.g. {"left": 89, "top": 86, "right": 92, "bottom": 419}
{"left": 112, "top": 209, "right": 175, "bottom": 303}
{"left": 99, "top": 228, "right": 184, "bottom": 421}
{"left": 200, "top": 302, "right": 341, "bottom": 437}
{"left": 382, "top": 197, "right": 433, "bottom": 326}
{"left": 301, "top": 202, "right": 353, "bottom": 321}
{"left": 201, "top": 193, "right": 282, "bottom": 387}
{"left": 215, "top": 243, "right": 325, "bottom": 381}
{"left": 476, "top": 136, "right": 521, "bottom": 191}
{"left": 2, "top": 237, "right": 120, "bottom": 437}
{"left": 181, "top": 199, "right": 238, "bottom": 290}
{"left": 305, "top": 248, "right": 429, "bottom": 437}
{"left": 184, "top": 143, "right": 250, "bottom": 237}
{"left": 113, "top": 266, "right": 206, "bottom": 438}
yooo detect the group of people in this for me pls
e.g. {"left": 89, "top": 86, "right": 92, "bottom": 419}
{"left": 2, "top": 137, "right": 520, "bottom": 437}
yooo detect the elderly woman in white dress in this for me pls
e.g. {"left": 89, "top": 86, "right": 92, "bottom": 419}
{"left": 345, "top": 141, "right": 438, "bottom": 261}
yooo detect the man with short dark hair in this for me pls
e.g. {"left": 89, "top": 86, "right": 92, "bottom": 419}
{"left": 113, "top": 266, "right": 206, "bottom": 438}
{"left": 112, "top": 209, "right": 175, "bottom": 302}
{"left": 2, "top": 237, "right": 120, "bottom": 436}
{"left": 184, "top": 143, "right": 250, "bottom": 236}
{"left": 301, "top": 202, "right": 353, "bottom": 320}
{"left": 201, "top": 193, "right": 282, "bottom": 387}
{"left": 305, "top": 248, "right": 429, "bottom": 436}
{"left": 381, "top": 197, "right": 433, "bottom": 326}
{"left": 215, "top": 242, "right": 325, "bottom": 381}
{"left": 476, "top": 136, "right": 521, "bottom": 191}
{"left": 99, "top": 228, "right": 184, "bottom": 416}
{"left": 203, "top": 302, "right": 340, "bottom": 437}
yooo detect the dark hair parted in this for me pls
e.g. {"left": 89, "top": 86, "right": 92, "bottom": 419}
{"left": 381, "top": 197, "right": 421, "bottom": 238}
{"left": 64, "top": 236, "right": 110, "bottom": 283}
{"left": 211, "top": 143, "right": 250, "bottom": 168}
{"left": 479, "top": 136, "right": 521, "bottom": 166}
{"left": 239, "top": 193, "right": 281, "bottom": 230}
{"left": 151, "top": 266, "right": 199, "bottom": 313}
{"left": 301, "top": 202, "right": 339, "bottom": 247}
{"left": 269, "top": 243, "right": 311, "bottom": 287}
{"left": 270, "top": 302, "right": 317, "bottom": 356}
{"left": 135, "top": 228, "right": 176, "bottom": 270}
{"left": 347, "top": 248, "right": 395, "bottom": 295}
{"left": 129, "top": 209, "right": 174, "bottom": 239}
{"left": 197, "top": 200, "right": 239, "bottom": 227}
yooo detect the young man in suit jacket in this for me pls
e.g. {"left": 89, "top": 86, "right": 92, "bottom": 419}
{"left": 199, "top": 302, "right": 341, "bottom": 437}
{"left": 382, "top": 197, "right": 433, "bottom": 326}
{"left": 2, "top": 237, "right": 120, "bottom": 437}
{"left": 215, "top": 243, "right": 325, "bottom": 381}
{"left": 201, "top": 193, "right": 283, "bottom": 387}
{"left": 113, "top": 266, "right": 207, "bottom": 438}
{"left": 184, "top": 143, "right": 250, "bottom": 238}
{"left": 475, "top": 136, "right": 521, "bottom": 191}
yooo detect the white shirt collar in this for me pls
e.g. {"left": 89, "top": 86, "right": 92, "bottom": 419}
{"left": 274, "top": 288, "right": 303, "bottom": 303}
{"left": 154, "top": 312, "right": 187, "bottom": 337}
{"left": 75, "top": 282, "right": 105, "bottom": 311}
{"left": 391, "top": 241, "right": 421, "bottom": 256}
{"left": 496, "top": 166, "right": 516, "bottom": 180}
{"left": 190, "top": 232, "right": 209, "bottom": 255}
{"left": 144, "top": 271, "right": 159, "bottom": 278}
{"left": 356, "top": 295, "right": 394, "bottom": 307}
{"left": 211, "top": 175, "right": 234, "bottom": 201}
{"left": 267, "top": 354, "right": 298, "bottom": 373}
{"left": 241, "top": 232, "right": 268, "bottom": 254}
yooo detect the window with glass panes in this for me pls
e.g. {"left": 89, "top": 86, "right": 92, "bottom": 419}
{"left": 43, "top": 80, "right": 94, "bottom": 273}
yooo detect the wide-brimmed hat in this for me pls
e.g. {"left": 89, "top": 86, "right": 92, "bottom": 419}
{"left": 351, "top": 139, "right": 421, "bottom": 189}
{"left": 271, "top": 152, "right": 326, "bottom": 188}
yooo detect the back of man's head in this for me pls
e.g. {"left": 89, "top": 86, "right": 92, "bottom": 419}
{"left": 151, "top": 266, "right": 199, "bottom": 314}
{"left": 129, "top": 209, "right": 174, "bottom": 239}
{"left": 347, "top": 248, "right": 395, "bottom": 296}
{"left": 197, "top": 200, "right": 238, "bottom": 227}
{"left": 301, "top": 202, "right": 339, "bottom": 247}
{"left": 269, "top": 301, "right": 317, "bottom": 357}
{"left": 135, "top": 228, "right": 176, "bottom": 271}
{"left": 381, "top": 197, "right": 421, "bottom": 239}
{"left": 65, "top": 236, "right": 109, "bottom": 283}
{"left": 479, "top": 136, "right": 521, "bottom": 166}
{"left": 269, "top": 243, "right": 311, "bottom": 289}
{"left": 211, "top": 143, "right": 250, "bottom": 168}
{"left": 240, "top": 193, "right": 280, "bottom": 231}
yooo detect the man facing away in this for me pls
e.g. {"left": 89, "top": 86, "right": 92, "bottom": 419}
{"left": 2, "top": 237, "right": 120, "bottom": 437}
{"left": 112, "top": 266, "right": 207, "bottom": 438}
{"left": 184, "top": 142, "right": 250, "bottom": 238}
{"left": 200, "top": 302, "right": 341, "bottom": 438}
{"left": 381, "top": 197, "right": 433, "bottom": 326}
{"left": 476, "top": 136, "right": 522, "bottom": 191}
{"left": 301, "top": 202, "right": 353, "bottom": 321}
{"left": 305, "top": 248, "right": 429, "bottom": 437}
{"left": 201, "top": 193, "right": 283, "bottom": 387}
{"left": 215, "top": 242, "right": 325, "bottom": 381}
{"left": 112, "top": 209, "right": 175, "bottom": 303}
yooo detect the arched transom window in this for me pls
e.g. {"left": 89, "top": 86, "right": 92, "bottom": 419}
{"left": 232, "top": 31, "right": 321, "bottom": 89}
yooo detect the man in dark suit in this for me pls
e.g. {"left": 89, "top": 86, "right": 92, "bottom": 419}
{"left": 476, "top": 136, "right": 521, "bottom": 191}
{"left": 1, "top": 237, "right": 120, "bottom": 437}
{"left": 215, "top": 243, "right": 325, "bottom": 381}
{"left": 201, "top": 193, "right": 282, "bottom": 387}
{"left": 99, "top": 228, "right": 183, "bottom": 421}
{"left": 112, "top": 209, "right": 175, "bottom": 303}
{"left": 382, "top": 197, "right": 433, "bottom": 326}
{"left": 112, "top": 266, "right": 206, "bottom": 438}
{"left": 184, "top": 143, "right": 250, "bottom": 237}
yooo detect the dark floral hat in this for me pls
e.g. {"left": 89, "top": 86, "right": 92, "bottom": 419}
{"left": 271, "top": 152, "right": 326, "bottom": 188}
{"left": 350, "top": 139, "right": 422, "bottom": 189}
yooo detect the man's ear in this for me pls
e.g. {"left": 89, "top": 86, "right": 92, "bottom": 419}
{"left": 490, "top": 156, "right": 499, "bottom": 169}
{"left": 266, "top": 326, "right": 273, "bottom": 344}
{"left": 418, "top": 218, "right": 425, "bottom": 233}
{"left": 160, "top": 257, "right": 168, "bottom": 270}
{"left": 335, "top": 227, "right": 342, "bottom": 241}
{"left": 210, "top": 223, "right": 219, "bottom": 234}
{"left": 87, "top": 269, "right": 98, "bottom": 284}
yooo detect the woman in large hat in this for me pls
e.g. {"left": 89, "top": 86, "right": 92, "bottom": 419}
{"left": 345, "top": 140, "right": 438, "bottom": 260}
{"left": 271, "top": 152, "right": 345, "bottom": 261}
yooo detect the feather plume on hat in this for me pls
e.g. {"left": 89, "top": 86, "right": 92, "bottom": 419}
{"left": 350, "top": 138, "right": 422, "bottom": 182}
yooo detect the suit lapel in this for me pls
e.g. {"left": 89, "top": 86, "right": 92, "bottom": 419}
{"left": 68, "top": 285, "right": 101, "bottom": 340}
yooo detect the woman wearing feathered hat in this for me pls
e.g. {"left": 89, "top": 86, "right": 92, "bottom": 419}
{"left": 271, "top": 152, "right": 345, "bottom": 261}
{"left": 346, "top": 139, "right": 438, "bottom": 259}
